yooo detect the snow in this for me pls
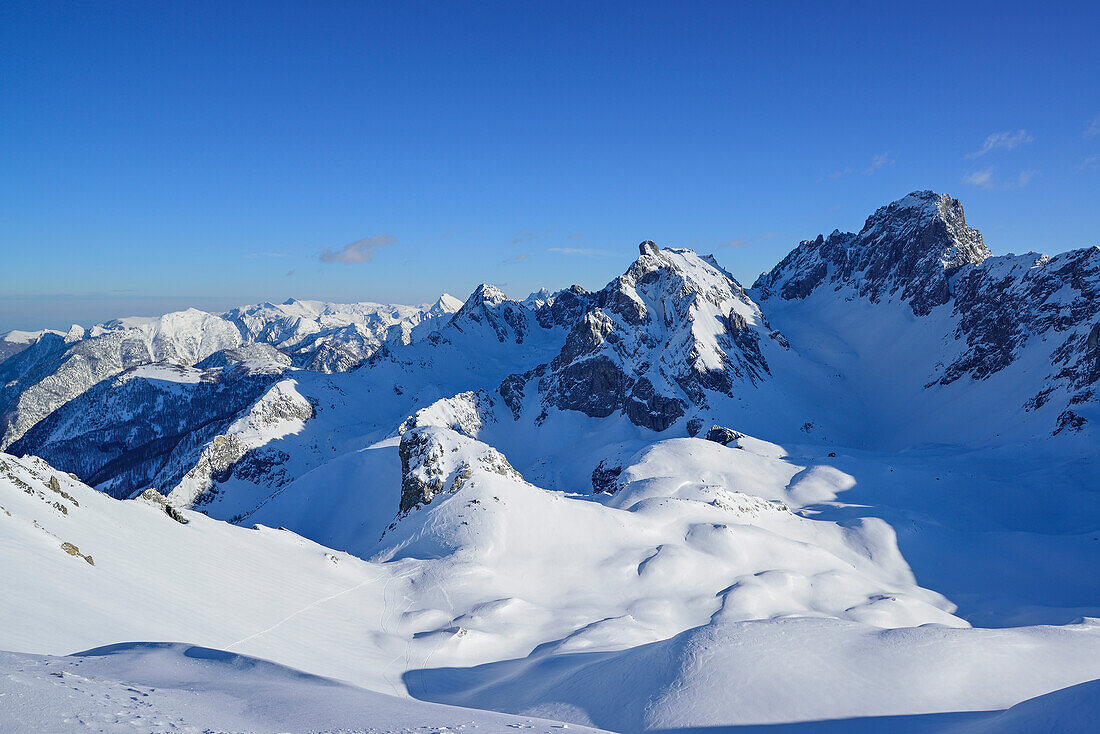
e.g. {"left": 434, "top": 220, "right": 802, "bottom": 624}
{"left": 1, "top": 201, "right": 1098, "bottom": 731}
{"left": 0, "top": 328, "right": 65, "bottom": 345}
{"left": 3, "top": 424, "right": 1098, "bottom": 730}
{"left": 0, "top": 643, "right": 605, "bottom": 733}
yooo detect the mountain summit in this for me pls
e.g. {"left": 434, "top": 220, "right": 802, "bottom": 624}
{"left": 756, "top": 190, "right": 991, "bottom": 314}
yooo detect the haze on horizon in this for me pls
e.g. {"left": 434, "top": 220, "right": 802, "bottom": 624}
{"left": 2, "top": 0, "right": 1098, "bottom": 332}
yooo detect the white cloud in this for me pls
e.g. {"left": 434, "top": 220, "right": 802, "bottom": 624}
{"left": 1085, "top": 112, "right": 1100, "bottom": 138}
{"left": 512, "top": 228, "right": 552, "bottom": 244}
{"left": 964, "top": 168, "right": 994, "bottom": 188}
{"left": 963, "top": 167, "right": 1035, "bottom": 190}
{"left": 863, "top": 152, "right": 894, "bottom": 175}
{"left": 963, "top": 168, "right": 993, "bottom": 187}
{"left": 319, "top": 234, "right": 395, "bottom": 264}
{"left": 1012, "top": 170, "right": 1035, "bottom": 188}
{"left": 967, "top": 130, "right": 1034, "bottom": 158}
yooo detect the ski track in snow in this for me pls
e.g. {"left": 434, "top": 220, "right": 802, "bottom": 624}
{"left": 225, "top": 568, "right": 389, "bottom": 653}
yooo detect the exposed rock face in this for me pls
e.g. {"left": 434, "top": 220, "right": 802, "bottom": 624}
{"left": 516, "top": 243, "right": 779, "bottom": 431}
{"left": 167, "top": 379, "right": 315, "bottom": 508}
{"left": 946, "top": 248, "right": 1100, "bottom": 397}
{"left": 533, "top": 286, "right": 594, "bottom": 330}
{"left": 590, "top": 459, "right": 623, "bottom": 494}
{"left": 397, "top": 390, "right": 496, "bottom": 439}
{"left": 398, "top": 426, "right": 522, "bottom": 515}
{"left": 139, "top": 488, "right": 190, "bottom": 524}
{"left": 0, "top": 299, "right": 460, "bottom": 452}
{"left": 449, "top": 285, "right": 531, "bottom": 344}
{"left": 755, "top": 191, "right": 991, "bottom": 316}
{"left": 704, "top": 425, "right": 744, "bottom": 446}
{"left": 8, "top": 363, "right": 283, "bottom": 499}
{"left": 755, "top": 191, "right": 1100, "bottom": 434}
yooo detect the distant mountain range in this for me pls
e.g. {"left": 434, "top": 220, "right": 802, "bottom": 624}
{"left": 1, "top": 191, "right": 1097, "bottom": 731}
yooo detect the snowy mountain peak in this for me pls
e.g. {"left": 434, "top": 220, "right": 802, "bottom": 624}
{"left": 429, "top": 293, "right": 464, "bottom": 315}
{"left": 861, "top": 190, "right": 990, "bottom": 270}
{"left": 756, "top": 190, "right": 991, "bottom": 315}
{"left": 463, "top": 283, "right": 509, "bottom": 308}
{"left": 507, "top": 243, "right": 779, "bottom": 432}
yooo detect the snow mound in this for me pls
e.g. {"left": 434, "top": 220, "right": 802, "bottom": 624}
{"left": 0, "top": 643, "right": 604, "bottom": 733}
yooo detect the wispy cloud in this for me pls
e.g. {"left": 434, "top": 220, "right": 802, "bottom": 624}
{"left": 820, "top": 152, "right": 892, "bottom": 182}
{"left": 967, "top": 129, "right": 1034, "bottom": 158}
{"left": 512, "top": 228, "right": 552, "bottom": 244}
{"left": 963, "top": 168, "right": 994, "bottom": 187}
{"left": 1013, "top": 170, "right": 1036, "bottom": 188}
{"left": 963, "top": 167, "right": 1035, "bottom": 190}
{"left": 1080, "top": 154, "right": 1100, "bottom": 171}
{"left": 863, "top": 152, "right": 894, "bottom": 175}
{"left": 547, "top": 247, "right": 610, "bottom": 256}
{"left": 1083, "top": 112, "right": 1100, "bottom": 138}
{"left": 319, "top": 234, "right": 395, "bottom": 264}
{"left": 824, "top": 167, "right": 853, "bottom": 181}
{"left": 723, "top": 232, "right": 777, "bottom": 249}
{"left": 501, "top": 253, "right": 529, "bottom": 265}
{"left": 567, "top": 232, "right": 584, "bottom": 240}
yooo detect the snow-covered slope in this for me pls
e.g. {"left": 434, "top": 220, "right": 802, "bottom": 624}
{"left": 0, "top": 297, "right": 459, "bottom": 453}
{"left": 0, "top": 644, "right": 604, "bottom": 734}
{"left": 753, "top": 190, "right": 1100, "bottom": 443}
{"left": 3, "top": 422, "right": 1099, "bottom": 730}
{"left": 2, "top": 190, "right": 1098, "bottom": 731}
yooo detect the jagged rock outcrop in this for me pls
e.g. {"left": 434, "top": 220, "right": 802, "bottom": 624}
{"left": 0, "top": 299, "right": 459, "bottom": 452}
{"left": 167, "top": 379, "right": 315, "bottom": 508}
{"left": 755, "top": 191, "right": 1099, "bottom": 434}
{"left": 397, "top": 390, "right": 497, "bottom": 439}
{"left": 448, "top": 285, "right": 532, "bottom": 344}
{"left": 139, "top": 488, "right": 190, "bottom": 524}
{"left": 398, "top": 426, "right": 522, "bottom": 514}
{"left": 8, "top": 363, "right": 309, "bottom": 500}
{"left": 590, "top": 459, "right": 623, "bottom": 494}
{"left": 943, "top": 247, "right": 1100, "bottom": 426}
{"left": 704, "top": 425, "right": 745, "bottom": 446}
{"left": 755, "top": 191, "right": 991, "bottom": 316}
{"left": 513, "top": 243, "right": 779, "bottom": 431}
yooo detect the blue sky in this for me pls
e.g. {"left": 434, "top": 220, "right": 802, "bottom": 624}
{"left": 2, "top": 0, "right": 1098, "bottom": 331}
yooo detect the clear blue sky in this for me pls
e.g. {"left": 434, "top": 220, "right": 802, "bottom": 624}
{"left": 2, "top": 0, "right": 1098, "bottom": 331}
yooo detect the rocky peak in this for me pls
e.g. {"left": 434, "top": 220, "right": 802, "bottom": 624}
{"left": 462, "top": 284, "right": 508, "bottom": 309}
{"left": 534, "top": 285, "right": 594, "bottom": 330}
{"left": 755, "top": 191, "right": 992, "bottom": 316}
{"left": 858, "top": 191, "right": 990, "bottom": 271}
{"left": 448, "top": 284, "right": 530, "bottom": 344}
{"left": 510, "top": 244, "right": 777, "bottom": 432}
{"left": 398, "top": 426, "right": 522, "bottom": 515}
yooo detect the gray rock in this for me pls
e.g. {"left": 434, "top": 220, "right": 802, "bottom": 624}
{"left": 704, "top": 425, "right": 744, "bottom": 446}
{"left": 591, "top": 460, "right": 623, "bottom": 494}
